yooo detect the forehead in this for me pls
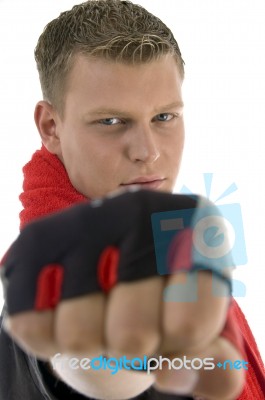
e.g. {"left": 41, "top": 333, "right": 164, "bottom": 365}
{"left": 64, "top": 54, "right": 183, "bottom": 116}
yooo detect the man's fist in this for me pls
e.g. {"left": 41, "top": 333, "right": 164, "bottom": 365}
{"left": 0, "top": 190, "right": 245, "bottom": 399}
{"left": 1, "top": 190, "right": 231, "bottom": 315}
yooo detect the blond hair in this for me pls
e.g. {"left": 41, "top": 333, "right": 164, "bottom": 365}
{"left": 35, "top": 0, "right": 185, "bottom": 113}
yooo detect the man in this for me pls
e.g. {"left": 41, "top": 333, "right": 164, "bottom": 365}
{"left": 0, "top": 1, "right": 264, "bottom": 399}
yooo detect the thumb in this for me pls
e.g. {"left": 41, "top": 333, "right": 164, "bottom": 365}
{"left": 154, "top": 337, "right": 246, "bottom": 400}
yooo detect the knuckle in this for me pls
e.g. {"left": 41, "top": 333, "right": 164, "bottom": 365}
{"left": 9, "top": 318, "right": 46, "bottom": 342}
{"left": 164, "top": 316, "right": 206, "bottom": 349}
{"left": 58, "top": 339, "right": 85, "bottom": 353}
{"left": 55, "top": 297, "right": 104, "bottom": 353}
{"left": 57, "top": 327, "right": 82, "bottom": 351}
{"left": 164, "top": 299, "right": 228, "bottom": 349}
{"left": 110, "top": 327, "right": 160, "bottom": 355}
{"left": 8, "top": 321, "right": 53, "bottom": 359}
{"left": 57, "top": 326, "right": 102, "bottom": 353}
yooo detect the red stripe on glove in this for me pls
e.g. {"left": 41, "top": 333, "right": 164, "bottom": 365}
{"left": 98, "top": 246, "right": 120, "bottom": 293}
{"left": 35, "top": 264, "right": 64, "bottom": 310}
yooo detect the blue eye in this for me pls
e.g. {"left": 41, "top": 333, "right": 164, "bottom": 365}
{"left": 155, "top": 113, "right": 174, "bottom": 122}
{"left": 100, "top": 118, "right": 121, "bottom": 125}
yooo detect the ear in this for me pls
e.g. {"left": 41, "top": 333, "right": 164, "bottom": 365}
{"left": 34, "top": 101, "right": 62, "bottom": 155}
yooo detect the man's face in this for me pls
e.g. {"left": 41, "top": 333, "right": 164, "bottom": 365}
{"left": 53, "top": 54, "right": 184, "bottom": 199}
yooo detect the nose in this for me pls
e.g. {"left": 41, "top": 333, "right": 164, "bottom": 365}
{"left": 126, "top": 124, "right": 160, "bottom": 164}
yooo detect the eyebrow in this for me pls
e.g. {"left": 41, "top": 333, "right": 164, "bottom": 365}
{"left": 155, "top": 101, "right": 184, "bottom": 113}
{"left": 85, "top": 101, "right": 184, "bottom": 118}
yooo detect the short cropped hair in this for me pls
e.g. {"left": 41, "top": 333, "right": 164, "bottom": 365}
{"left": 35, "top": 0, "right": 185, "bottom": 114}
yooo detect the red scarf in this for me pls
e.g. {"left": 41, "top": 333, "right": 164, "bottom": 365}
{"left": 19, "top": 145, "right": 265, "bottom": 399}
{"left": 19, "top": 145, "right": 87, "bottom": 230}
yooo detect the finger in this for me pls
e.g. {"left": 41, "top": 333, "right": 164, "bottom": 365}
{"left": 154, "top": 337, "right": 245, "bottom": 400}
{"left": 55, "top": 293, "right": 105, "bottom": 355}
{"left": 160, "top": 271, "right": 229, "bottom": 354}
{"left": 4, "top": 310, "right": 57, "bottom": 359}
{"left": 106, "top": 276, "right": 163, "bottom": 357}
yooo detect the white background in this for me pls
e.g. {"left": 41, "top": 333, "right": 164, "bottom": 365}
{"left": 0, "top": 0, "right": 264, "bottom": 361}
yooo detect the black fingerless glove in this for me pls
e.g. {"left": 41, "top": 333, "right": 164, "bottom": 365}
{"left": 0, "top": 190, "right": 232, "bottom": 316}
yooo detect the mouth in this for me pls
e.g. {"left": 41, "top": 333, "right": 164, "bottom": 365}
{"left": 121, "top": 176, "right": 166, "bottom": 190}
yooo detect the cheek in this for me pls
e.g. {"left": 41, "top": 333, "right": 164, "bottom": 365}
{"left": 165, "top": 129, "right": 185, "bottom": 164}
{"left": 62, "top": 136, "right": 123, "bottom": 197}
{"left": 176, "top": 134, "right": 185, "bottom": 162}
{"left": 62, "top": 131, "right": 102, "bottom": 170}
